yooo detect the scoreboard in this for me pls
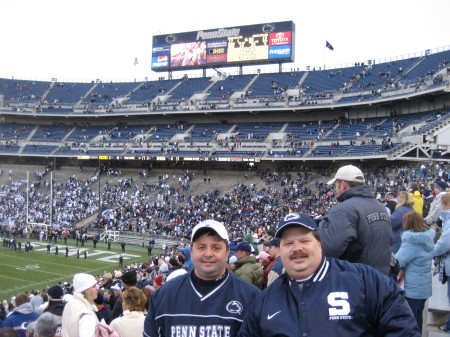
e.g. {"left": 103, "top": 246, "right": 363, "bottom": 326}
{"left": 151, "top": 21, "right": 295, "bottom": 72}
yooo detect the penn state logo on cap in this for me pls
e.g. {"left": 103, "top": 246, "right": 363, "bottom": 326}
{"left": 275, "top": 212, "right": 317, "bottom": 238}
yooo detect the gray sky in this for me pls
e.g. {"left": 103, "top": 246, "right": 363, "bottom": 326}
{"left": 0, "top": 0, "right": 448, "bottom": 82}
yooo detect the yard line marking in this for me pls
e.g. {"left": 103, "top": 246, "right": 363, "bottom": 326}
{"left": 0, "top": 262, "right": 70, "bottom": 277}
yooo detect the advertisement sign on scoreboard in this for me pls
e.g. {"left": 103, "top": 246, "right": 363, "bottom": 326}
{"left": 151, "top": 21, "right": 294, "bottom": 72}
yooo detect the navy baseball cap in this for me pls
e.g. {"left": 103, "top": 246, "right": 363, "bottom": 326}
{"left": 230, "top": 242, "right": 252, "bottom": 253}
{"left": 276, "top": 212, "right": 318, "bottom": 238}
{"left": 263, "top": 238, "right": 279, "bottom": 247}
{"left": 435, "top": 180, "right": 448, "bottom": 191}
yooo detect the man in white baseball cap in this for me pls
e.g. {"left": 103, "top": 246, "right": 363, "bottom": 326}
{"left": 144, "top": 219, "right": 260, "bottom": 337}
{"left": 319, "top": 164, "right": 392, "bottom": 275}
{"left": 326, "top": 164, "right": 365, "bottom": 185}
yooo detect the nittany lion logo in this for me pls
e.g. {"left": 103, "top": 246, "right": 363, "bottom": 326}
{"left": 226, "top": 300, "right": 243, "bottom": 315}
{"left": 262, "top": 24, "right": 275, "bottom": 33}
{"left": 166, "top": 35, "right": 177, "bottom": 43}
{"left": 284, "top": 213, "right": 301, "bottom": 222}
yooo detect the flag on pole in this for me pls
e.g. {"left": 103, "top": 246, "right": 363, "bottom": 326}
{"left": 325, "top": 41, "right": 334, "bottom": 51}
{"left": 134, "top": 57, "right": 138, "bottom": 66}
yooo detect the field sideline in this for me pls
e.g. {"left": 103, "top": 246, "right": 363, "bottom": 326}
{"left": 0, "top": 238, "right": 160, "bottom": 301}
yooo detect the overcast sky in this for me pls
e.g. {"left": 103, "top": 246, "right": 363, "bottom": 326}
{"left": 0, "top": 0, "right": 448, "bottom": 82}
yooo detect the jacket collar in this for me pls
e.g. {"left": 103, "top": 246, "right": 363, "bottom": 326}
{"left": 286, "top": 256, "right": 330, "bottom": 285}
{"left": 337, "top": 184, "right": 373, "bottom": 203}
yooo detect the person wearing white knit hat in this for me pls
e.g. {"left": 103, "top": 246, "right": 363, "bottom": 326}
{"left": 62, "top": 273, "right": 103, "bottom": 337}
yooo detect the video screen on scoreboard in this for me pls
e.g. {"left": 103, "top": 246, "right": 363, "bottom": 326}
{"left": 151, "top": 21, "right": 294, "bottom": 72}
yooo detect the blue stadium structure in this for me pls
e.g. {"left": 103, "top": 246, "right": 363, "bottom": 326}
{"left": 1, "top": 47, "right": 450, "bottom": 165}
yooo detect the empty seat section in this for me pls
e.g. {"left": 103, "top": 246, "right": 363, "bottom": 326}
{"left": 249, "top": 72, "right": 303, "bottom": 98}
{"left": 168, "top": 77, "right": 211, "bottom": 102}
{"left": 207, "top": 75, "right": 254, "bottom": 100}
{"left": 234, "top": 122, "right": 283, "bottom": 142}
{"left": 126, "top": 79, "right": 180, "bottom": 104}
{"left": 185, "top": 123, "right": 232, "bottom": 142}
{"left": 0, "top": 79, "right": 49, "bottom": 103}
{"left": 45, "top": 82, "right": 93, "bottom": 104}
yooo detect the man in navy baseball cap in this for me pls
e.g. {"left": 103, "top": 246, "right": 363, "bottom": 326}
{"left": 230, "top": 242, "right": 252, "bottom": 253}
{"left": 231, "top": 241, "right": 263, "bottom": 289}
{"left": 275, "top": 212, "right": 318, "bottom": 238}
{"left": 238, "top": 211, "right": 420, "bottom": 337}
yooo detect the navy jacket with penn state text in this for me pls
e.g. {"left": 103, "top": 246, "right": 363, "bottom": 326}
{"left": 318, "top": 185, "right": 392, "bottom": 275}
{"left": 237, "top": 257, "right": 420, "bottom": 337}
{"left": 143, "top": 270, "right": 260, "bottom": 337}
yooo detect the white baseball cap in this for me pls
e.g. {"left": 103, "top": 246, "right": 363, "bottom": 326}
{"left": 191, "top": 220, "right": 229, "bottom": 242}
{"left": 166, "top": 269, "right": 188, "bottom": 282}
{"left": 327, "top": 165, "right": 365, "bottom": 185}
{"left": 228, "top": 256, "right": 238, "bottom": 264}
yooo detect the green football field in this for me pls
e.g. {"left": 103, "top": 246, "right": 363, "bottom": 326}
{"left": 0, "top": 238, "right": 160, "bottom": 301}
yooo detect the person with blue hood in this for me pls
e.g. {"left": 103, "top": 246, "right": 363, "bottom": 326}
{"left": 181, "top": 246, "right": 194, "bottom": 271}
{"left": 395, "top": 211, "right": 435, "bottom": 333}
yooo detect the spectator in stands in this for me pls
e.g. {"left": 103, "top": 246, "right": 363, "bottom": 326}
{"left": 30, "top": 291, "right": 43, "bottom": 310}
{"left": 395, "top": 211, "right": 434, "bottom": 333}
{"left": 255, "top": 251, "right": 271, "bottom": 289}
{"left": 264, "top": 238, "right": 283, "bottom": 286}
{"left": 100, "top": 272, "right": 114, "bottom": 290}
{"left": 41, "top": 285, "right": 66, "bottom": 336}
{"left": 34, "top": 313, "right": 58, "bottom": 337}
{"left": 390, "top": 191, "right": 415, "bottom": 254}
{"left": 93, "top": 292, "right": 112, "bottom": 325}
{"left": 112, "top": 271, "right": 137, "bottom": 320}
{"left": 408, "top": 182, "right": 423, "bottom": 215}
{"left": 0, "top": 301, "right": 6, "bottom": 324}
{"left": 61, "top": 273, "right": 101, "bottom": 337}
{"left": 425, "top": 180, "right": 448, "bottom": 228}
{"left": 0, "top": 293, "right": 39, "bottom": 337}
{"left": 422, "top": 189, "right": 434, "bottom": 218}
{"left": 110, "top": 286, "right": 146, "bottom": 337}
{"left": 152, "top": 275, "right": 165, "bottom": 290}
{"left": 180, "top": 246, "right": 194, "bottom": 271}
{"left": 318, "top": 165, "right": 392, "bottom": 275}
{"left": 230, "top": 242, "right": 264, "bottom": 289}
{"left": 385, "top": 191, "right": 398, "bottom": 215}
{"left": 433, "top": 193, "right": 450, "bottom": 333}
{"left": 228, "top": 255, "right": 237, "bottom": 272}
{"left": 110, "top": 283, "right": 122, "bottom": 320}
{"left": 237, "top": 212, "right": 420, "bottom": 337}
{"left": 166, "top": 257, "right": 181, "bottom": 277}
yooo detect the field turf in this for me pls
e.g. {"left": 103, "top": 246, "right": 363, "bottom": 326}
{"left": 0, "top": 238, "right": 159, "bottom": 301}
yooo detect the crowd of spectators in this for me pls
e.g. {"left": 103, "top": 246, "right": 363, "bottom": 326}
{"left": 0, "top": 161, "right": 449, "bottom": 246}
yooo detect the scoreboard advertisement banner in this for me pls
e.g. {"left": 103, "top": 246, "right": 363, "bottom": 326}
{"left": 151, "top": 21, "right": 294, "bottom": 72}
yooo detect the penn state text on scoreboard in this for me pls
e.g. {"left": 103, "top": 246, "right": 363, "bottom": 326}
{"left": 151, "top": 21, "right": 295, "bottom": 72}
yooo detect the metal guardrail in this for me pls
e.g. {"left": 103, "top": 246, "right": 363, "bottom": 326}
{"left": 86, "top": 228, "right": 187, "bottom": 247}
